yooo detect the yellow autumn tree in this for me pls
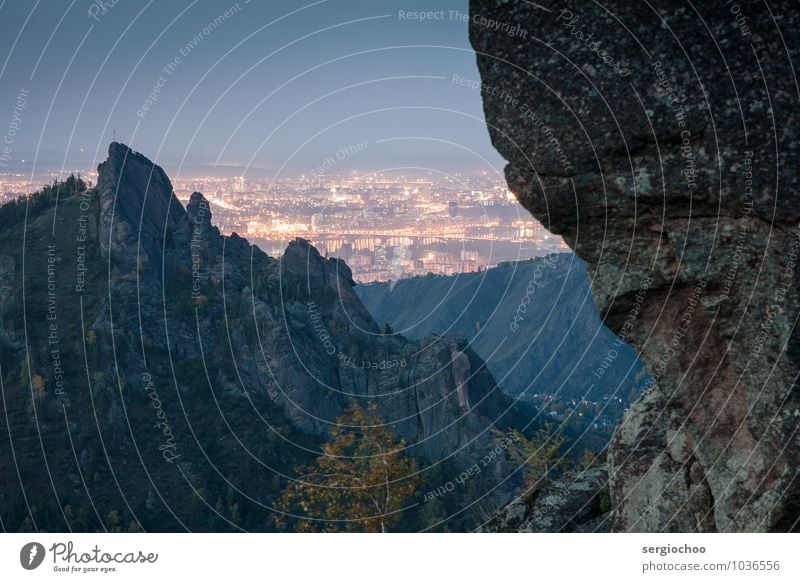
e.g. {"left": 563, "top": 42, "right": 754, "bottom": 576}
{"left": 21, "top": 359, "right": 46, "bottom": 401}
{"left": 276, "top": 402, "right": 422, "bottom": 532}
{"left": 31, "top": 374, "right": 47, "bottom": 401}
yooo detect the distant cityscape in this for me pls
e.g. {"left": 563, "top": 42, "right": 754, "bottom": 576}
{"left": 2, "top": 168, "right": 567, "bottom": 283}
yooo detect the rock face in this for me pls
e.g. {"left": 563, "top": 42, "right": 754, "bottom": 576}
{"left": 482, "top": 466, "right": 610, "bottom": 533}
{"left": 470, "top": 1, "right": 800, "bottom": 531}
{"left": 97, "top": 142, "right": 191, "bottom": 275}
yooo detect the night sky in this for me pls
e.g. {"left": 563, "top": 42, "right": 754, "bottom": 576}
{"left": 0, "top": 0, "right": 506, "bottom": 176}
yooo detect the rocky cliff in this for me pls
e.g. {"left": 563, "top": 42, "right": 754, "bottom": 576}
{"left": 0, "top": 143, "right": 527, "bottom": 531}
{"left": 482, "top": 465, "right": 610, "bottom": 533}
{"left": 470, "top": 0, "right": 799, "bottom": 531}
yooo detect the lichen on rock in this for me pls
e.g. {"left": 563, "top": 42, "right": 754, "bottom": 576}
{"left": 470, "top": 0, "right": 800, "bottom": 531}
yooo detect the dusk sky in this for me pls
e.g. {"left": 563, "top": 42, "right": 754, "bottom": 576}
{"left": 0, "top": 0, "right": 506, "bottom": 176}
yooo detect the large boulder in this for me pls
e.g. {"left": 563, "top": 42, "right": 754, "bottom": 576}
{"left": 470, "top": 0, "right": 800, "bottom": 531}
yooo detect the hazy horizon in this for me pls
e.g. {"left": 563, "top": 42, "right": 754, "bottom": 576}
{"left": 0, "top": 1, "right": 507, "bottom": 175}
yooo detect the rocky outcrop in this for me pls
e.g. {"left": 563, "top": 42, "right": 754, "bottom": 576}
{"left": 470, "top": 1, "right": 800, "bottom": 531}
{"left": 97, "top": 142, "right": 190, "bottom": 274}
{"left": 482, "top": 466, "right": 610, "bottom": 532}
{"left": 276, "top": 236, "right": 523, "bottom": 463}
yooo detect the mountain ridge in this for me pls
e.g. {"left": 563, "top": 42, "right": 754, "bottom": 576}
{"left": 0, "top": 143, "right": 531, "bottom": 531}
{"left": 356, "top": 255, "right": 648, "bottom": 413}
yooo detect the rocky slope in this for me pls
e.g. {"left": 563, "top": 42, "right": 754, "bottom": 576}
{"left": 0, "top": 143, "right": 528, "bottom": 531}
{"left": 356, "top": 255, "right": 648, "bottom": 404}
{"left": 482, "top": 466, "right": 610, "bottom": 533}
{"left": 470, "top": 0, "right": 800, "bottom": 531}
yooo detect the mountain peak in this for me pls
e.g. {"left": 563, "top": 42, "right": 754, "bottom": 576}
{"left": 107, "top": 140, "right": 131, "bottom": 158}
{"left": 186, "top": 191, "right": 212, "bottom": 225}
{"left": 283, "top": 237, "right": 355, "bottom": 288}
{"left": 97, "top": 142, "right": 188, "bottom": 272}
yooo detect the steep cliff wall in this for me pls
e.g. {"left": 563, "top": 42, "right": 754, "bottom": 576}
{"left": 470, "top": 0, "right": 799, "bottom": 531}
